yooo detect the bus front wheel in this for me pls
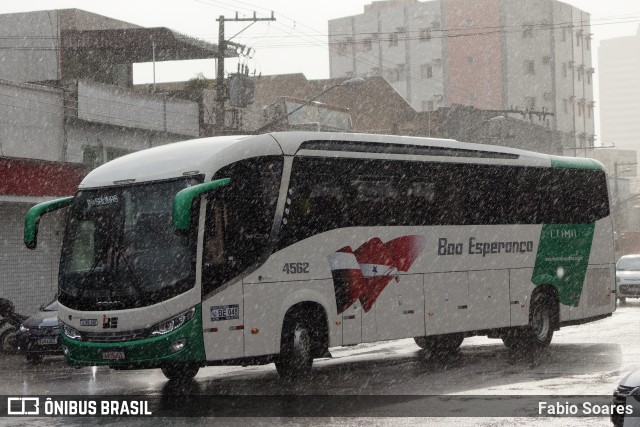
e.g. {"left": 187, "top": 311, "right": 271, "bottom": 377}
{"left": 275, "top": 314, "right": 313, "bottom": 379}
{"left": 161, "top": 363, "right": 199, "bottom": 382}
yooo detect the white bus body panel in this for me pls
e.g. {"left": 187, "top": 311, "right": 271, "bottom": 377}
{"left": 375, "top": 274, "right": 424, "bottom": 341}
{"left": 79, "top": 134, "right": 282, "bottom": 188}
{"left": 201, "top": 280, "right": 245, "bottom": 360}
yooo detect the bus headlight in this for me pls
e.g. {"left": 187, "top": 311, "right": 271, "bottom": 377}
{"left": 60, "top": 322, "right": 82, "bottom": 340}
{"left": 150, "top": 307, "right": 195, "bottom": 337}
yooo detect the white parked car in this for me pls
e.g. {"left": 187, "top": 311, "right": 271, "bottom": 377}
{"left": 616, "top": 255, "right": 640, "bottom": 303}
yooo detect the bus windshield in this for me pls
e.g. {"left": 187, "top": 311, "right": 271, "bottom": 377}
{"left": 59, "top": 177, "right": 201, "bottom": 311}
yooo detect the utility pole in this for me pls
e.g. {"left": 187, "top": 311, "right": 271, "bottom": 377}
{"left": 215, "top": 12, "right": 275, "bottom": 134}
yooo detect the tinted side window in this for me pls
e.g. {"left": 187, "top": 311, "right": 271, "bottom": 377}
{"left": 278, "top": 157, "right": 437, "bottom": 248}
{"left": 202, "top": 156, "right": 283, "bottom": 296}
{"left": 277, "top": 157, "right": 610, "bottom": 249}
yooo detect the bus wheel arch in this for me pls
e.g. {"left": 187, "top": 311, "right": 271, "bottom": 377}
{"left": 275, "top": 302, "right": 329, "bottom": 379}
{"left": 502, "top": 285, "right": 559, "bottom": 350}
{"left": 414, "top": 333, "right": 464, "bottom": 353}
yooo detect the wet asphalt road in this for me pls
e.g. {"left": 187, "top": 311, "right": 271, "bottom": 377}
{"left": 1, "top": 301, "right": 639, "bottom": 426}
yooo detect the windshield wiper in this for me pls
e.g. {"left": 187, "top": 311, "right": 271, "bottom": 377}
{"left": 75, "top": 256, "right": 105, "bottom": 289}
{"left": 113, "top": 246, "right": 145, "bottom": 297}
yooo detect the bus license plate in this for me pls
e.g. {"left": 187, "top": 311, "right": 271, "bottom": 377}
{"left": 101, "top": 349, "right": 125, "bottom": 360}
{"left": 211, "top": 304, "right": 239, "bottom": 321}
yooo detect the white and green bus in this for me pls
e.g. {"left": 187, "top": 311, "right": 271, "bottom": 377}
{"left": 24, "top": 132, "right": 615, "bottom": 380}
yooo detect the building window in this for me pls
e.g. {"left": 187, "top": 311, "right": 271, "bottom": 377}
{"left": 523, "top": 24, "right": 534, "bottom": 38}
{"left": 422, "top": 100, "right": 434, "bottom": 111}
{"left": 431, "top": 20, "right": 440, "bottom": 30}
{"left": 363, "top": 38, "right": 372, "bottom": 51}
{"left": 587, "top": 70, "right": 592, "bottom": 84}
{"left": 420, "top": 28, "right": 432, "bottom": 42}
{"left": 83, "top": 146, "right": 102, "bottom": 170}
{"left": 467, "top": 56, "right": 474, "bottom": 65}
{"left": 576, "top": 32, "right": 581, "bottom": 46}
{"left": 563, "top": 99, "right": 568, "bottom": 114}
{"left": 338, "top": 41, "right": 347, "bottom": 56}
{"left": 562, "top": 63, "right": 567, "bottom": 78}
{"left": 524, "top": 60, "right": 535, "bottom": 75}
{"left": 586, "top": 36, "right": 591, "bottom": 50}
{"left": 525, "top": 97, "right": 536, "bottom": 110}
{"left": 371, "top": 67, "right": 381, "bottom": 76}
{"left": 587, "top": 104, "right": 592, "bottom": 119}
{"left": 463, "top": 19, "right": 474, "bottom": 27}
{"left": 389, "top": 32, "right": 398, "bottom": 47}
{"left": 421, "top": 64, "right": 433, "bottom": 79}
{"left": 468, "top": 92, "right": 477, "bottom": 101}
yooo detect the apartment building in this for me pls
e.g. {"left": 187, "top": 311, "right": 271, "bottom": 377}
{"left": 329, "top": 0, "right": 595, "bottom": 156}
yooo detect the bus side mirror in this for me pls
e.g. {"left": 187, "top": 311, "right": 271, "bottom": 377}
{"left": 172, "top": 178, "right": 231, "bottom": 232}
{"left": 24, "top": 196, "right": 74, "bottom": 250}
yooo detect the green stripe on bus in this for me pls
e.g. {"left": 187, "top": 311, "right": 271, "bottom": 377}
{"left": 531, "top": 223, "right": 595, "bottom": 307}
{"left": 550, "top": 156, "right": 604, "bottom": 170}
{"left": 24, "top": 196, "right": 74, "bottom": 249}
{"left": 172, "top": 178, "right": 231, "bottom": 230}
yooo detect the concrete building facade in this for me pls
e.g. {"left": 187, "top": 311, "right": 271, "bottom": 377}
{"left": 328, "top": 0, "right": 595, "bottom": 156}
{"left": 599, "top": 26, "right": 640, "bottom": 156}
{"left": 0, "top": 9, "right": 224, "bottom": 314}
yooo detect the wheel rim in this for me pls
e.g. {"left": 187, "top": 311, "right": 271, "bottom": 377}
{"left": 293, "top": 324, "right": 311, "bottom": 361}
{"left": 531, "top": 305, "right": 550, "bottom": 340}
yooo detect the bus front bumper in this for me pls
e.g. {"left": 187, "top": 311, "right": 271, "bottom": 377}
{"left": 60, "top": 305, "right": 205, "bottom": 368}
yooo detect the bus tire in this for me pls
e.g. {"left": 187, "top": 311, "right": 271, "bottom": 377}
{"left": 503, "top": 291, "right": 556, "bottom": 350}
{"left": 161, "top": 363, "right": 199, "bottom": 382}
{"left": 414, "top": 333, "right": 464, "bottom": 352}
{"left": 275, "top": 313, "right": 313, "bottom": 379}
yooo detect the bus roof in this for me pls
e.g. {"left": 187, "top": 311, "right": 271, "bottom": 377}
{"left": 79, "top": 131, "right": 605, "bottom": 189}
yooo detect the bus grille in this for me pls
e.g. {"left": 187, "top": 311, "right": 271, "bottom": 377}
{"left": 80, "top": 329, "right": 148, "bottom": 343}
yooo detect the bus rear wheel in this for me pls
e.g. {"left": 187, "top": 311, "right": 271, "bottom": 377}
{"left": 502, "top": 292, "right": 556, "bottom": 350}
{"left": 161, "top": 363, "right": 199, "bottom": 382}
{"left": 414, "top": 333, "right": 464, "bottom": 352}
{"left": 275, "top": 314, "right": 313, "bottom": 379}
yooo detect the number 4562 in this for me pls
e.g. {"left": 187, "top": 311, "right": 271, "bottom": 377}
{"left": 283, "top": 262, "right": 309, "bottom": 274}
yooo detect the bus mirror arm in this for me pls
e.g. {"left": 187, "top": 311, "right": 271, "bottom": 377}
{"left": 172, "top": 178, "right": 231, "bottom": 232}
{"left": 24, "top": 196, "right": 74, "bottom": 250}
